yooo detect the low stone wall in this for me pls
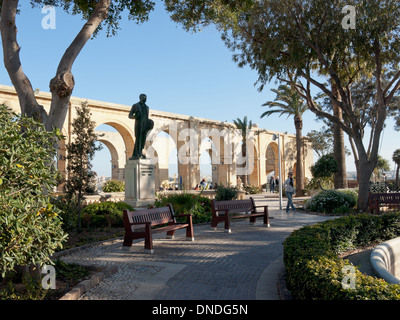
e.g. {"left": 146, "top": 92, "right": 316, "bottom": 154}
{"left": 156, "top": 189, "right": 246, "bottom": 200}
{"left": 370, "top": 237, "right": 400, "bottom": 285}
{"left": 82, "top": 192, "right": 125, "bottom": 205}
{"left": 81, "top": 189, "right": 247, "bottom": 206}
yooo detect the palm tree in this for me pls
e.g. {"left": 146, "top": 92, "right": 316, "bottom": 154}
{"left": 393, "top": 149, "right": 400, "bottom": 187}
{"left": 261, "top": 84, "right": 307, "bottom": 196}
{"left": 233, "top": 116, "right": 253, "bottom": 186}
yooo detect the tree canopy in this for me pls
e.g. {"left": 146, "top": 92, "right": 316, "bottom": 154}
{"left": 166, "top": 0, "right": 400, "bottom": 210}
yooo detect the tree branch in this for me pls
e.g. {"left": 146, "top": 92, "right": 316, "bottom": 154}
{"left": 0, "top": 0, "right": 47, "bottom": 122}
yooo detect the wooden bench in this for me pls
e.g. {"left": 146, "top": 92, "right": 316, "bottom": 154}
{"left": 122, "top": 204, "right": 194, "bottom": 253}
{"left": 368, "top": 192, "right": 400, "bottom": 214}
{"left": 211, "top": 197, "right": 269, "bottom": 233}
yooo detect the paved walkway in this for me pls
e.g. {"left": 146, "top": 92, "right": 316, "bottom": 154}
{"left": 58, "top": 194, "right": 335, "bottom": 300}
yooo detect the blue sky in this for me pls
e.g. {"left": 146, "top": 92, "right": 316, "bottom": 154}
{"left": 0, "top": 1, "right": 399, "bottom": 178}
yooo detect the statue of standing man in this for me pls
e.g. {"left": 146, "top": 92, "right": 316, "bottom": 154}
{"left": 129, "top": 94, "right": 154, "bottom": 159}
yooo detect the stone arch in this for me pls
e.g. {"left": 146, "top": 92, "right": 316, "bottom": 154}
{"left": 149, "top": 130, "right": 179, "bottom": 190}
{"left": 235, "top": 137, "right": 259, "bottom": 186}
{"left": 94, "top": 119, "right": 134, "bottom": 163}
{"left": 265, "top": 142, "right": 278, "bottom": 175}
{"left": 199, "top": 137, "right": 219, "bottom": 186}
{"left": 247, "top": 139, "right": 259, "bottom": 186}
{"left": 96, "top": 135, "right": 122, "bottom": 180}
{"left": 265, "top": 141, "right": 285, "bottom": 182}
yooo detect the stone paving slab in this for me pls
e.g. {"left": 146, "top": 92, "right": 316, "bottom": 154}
{"left": 58, "top": 195, "right": 334, "bottom": 300}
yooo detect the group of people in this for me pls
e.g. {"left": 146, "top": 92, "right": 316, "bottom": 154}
{"left": 269, "top": 173, "right": 296, "bottom": 213}
{"left": 194, "top": 179, "right": 216, "bottom": 190}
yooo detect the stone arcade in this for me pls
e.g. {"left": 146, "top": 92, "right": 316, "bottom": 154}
{"left": 0, "top": 84, "right": 313, "bottom": 195}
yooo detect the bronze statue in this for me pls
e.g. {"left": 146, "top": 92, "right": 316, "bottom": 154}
{"left": 129, "top": 94, "right": 154, "bottom": 159}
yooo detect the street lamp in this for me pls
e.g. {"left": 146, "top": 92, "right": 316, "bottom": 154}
{"left": 272, "top": 133, "right": 282, "bottom": 210}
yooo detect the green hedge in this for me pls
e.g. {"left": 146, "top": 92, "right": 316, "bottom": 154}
{"left": 153, "top": 193, "right": 212, "bottom": 224}
{"left": 283, "top": 213, "right": 400, "bottom": 299}
{"left": 102, "top": 180, "right": 125, "bottom": 192}
{"left": 81, "top": 201, "right": 134, "bottom": 228}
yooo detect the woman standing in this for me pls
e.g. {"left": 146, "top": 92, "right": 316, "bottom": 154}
{"left": 283, "top": 172, "right": 296, "bottom": 213}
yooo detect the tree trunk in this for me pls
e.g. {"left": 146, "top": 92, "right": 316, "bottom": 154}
{"left": 331, "top": 82, "right": 348, "bottom": 189}
{"left": 356, "top": 159, "right": 375, "bottom": 212}
{"left": 294, "top": 115, "right": 304, "bottom": 196}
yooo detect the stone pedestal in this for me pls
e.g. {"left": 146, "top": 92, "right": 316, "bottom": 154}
{"left": 124, "top": 159, "right": 155, "bottom": 208}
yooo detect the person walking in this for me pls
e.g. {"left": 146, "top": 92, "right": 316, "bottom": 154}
{"left": 283, "top": 172, "right": 296, "bottom": 213}
{"left": 269, "top": 176, "right": 275, "bottom": 193}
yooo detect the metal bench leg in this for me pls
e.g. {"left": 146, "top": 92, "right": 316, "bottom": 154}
{"left": 166, "top": 230, "right": 175, "bottom": 239}
{"left": 144, "top": 224, "right": 154, "bottom": 253}
{"left": 186, "top": 217, "right": 194, "bottom": 241}
{"left": 264, "top": 207, "right": 270, "bottom": 227}
{"left": 224, "top": 216, "right": 231, "bottom": 233}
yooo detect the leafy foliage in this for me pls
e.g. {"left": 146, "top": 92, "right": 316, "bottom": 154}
{"left": 28, "top": 0, "right": 156, "bottom": 36}
{"left": 283, "top": 213, "right": 400, "bottom": 300}
{"left": 102, "top": 179, "right": 125, "bottom": 192}
{"left": 63, "top": 102, "right": 101, "bottom": 230}
{"left": 311, "top": 154, "right": 338, "bottom": 180}
{"left": 304, "top": 189, "right": 357, "bottom": 215}
{"left": 81, "top": 201, "right": 134, "bottom": 228}
{"left": 243, "top": 184, "right": 262, "bottom": 194}
{"left": 154, "top": 193, "right": 212, "bottom": 224}
{"left": 215, "top": 185, "right": 238, "bottom": 201}
{"left": 0, "top": 105, "right": 67, "bottom": 276}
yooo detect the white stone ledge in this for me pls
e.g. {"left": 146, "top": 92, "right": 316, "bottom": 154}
{"left": 370, "top": 237, "right": 400, "bottom": 285}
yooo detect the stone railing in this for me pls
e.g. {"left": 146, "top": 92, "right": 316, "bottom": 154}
{"left": 370, "top": 237, "right": 400, "bottom": 285}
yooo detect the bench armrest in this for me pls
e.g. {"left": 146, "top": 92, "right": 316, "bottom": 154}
{"left": 172, "top": 213, "right": 193, "bottom": 225}
{"left": 252, "top": 205, "right": 268, "bottom": 209}
{"left": 173, "top": 214, "right": 192, "bottom": 218}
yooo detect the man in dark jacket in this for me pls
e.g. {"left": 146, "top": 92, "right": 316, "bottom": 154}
{"left": 129, "top": 94, "right": 154, "bottom": 159}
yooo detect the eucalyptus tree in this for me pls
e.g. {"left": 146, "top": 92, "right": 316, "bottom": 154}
{"left": 0, "top": 0, "right": 155, "bottom": 132}
{"left": 262, "top": 84, "right": 307, "bottom": 195}
{"left": 165, "top": 0, "right": 400, "bottom": 211}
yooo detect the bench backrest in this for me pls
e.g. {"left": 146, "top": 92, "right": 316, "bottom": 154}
{"left": 123, "top": 204, "right": 175, "bottom": 231}
{"left": 211, "top": 198, "right": 255, "bottom": 215}
{"left": 369, "top": 193, "right": 400, "bottom": 203}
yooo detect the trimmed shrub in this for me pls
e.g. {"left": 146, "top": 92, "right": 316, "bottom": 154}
{"left": 283, "top": 213, "right": 400, "bottom": 300}
{"left": 102, "top": 180, "right": 125, "bottom": 192}
{"left": 243, "top": 184, "right": 262, "bottom": 194}
{"left": 153, "top": 193, "right": 212, "bottom": 224}
{"left": 215, "top": 185, "right": 238, "bottom": 201}
{"left": 80, "top": 201, "right": 134, "bottom": 228}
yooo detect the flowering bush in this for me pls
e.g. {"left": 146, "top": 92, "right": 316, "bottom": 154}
{"left": 304, "top": 189, "right": 357, "bottom": 215}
